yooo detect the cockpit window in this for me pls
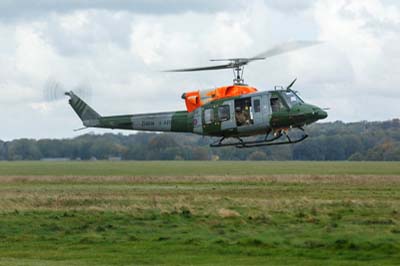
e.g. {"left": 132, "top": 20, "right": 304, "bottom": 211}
{"left": 282, "top": 91, "right": 303, "bottom": 107}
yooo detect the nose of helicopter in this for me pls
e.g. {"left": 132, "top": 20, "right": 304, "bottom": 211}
{"left": 286, "top": 104, "right": 328, "bottom": 127}
{"left": 301, "top": 104, "right": 328, "bottom": 123}
{"left": 315, "top": 108, "right": 328, "bottom": 120}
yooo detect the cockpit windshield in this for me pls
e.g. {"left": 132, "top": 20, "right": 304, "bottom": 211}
{"left": 281, "top": 91, "right": 304, "bottom": 107}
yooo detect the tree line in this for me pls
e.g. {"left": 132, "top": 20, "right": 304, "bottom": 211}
{"left": 1, "top": 119, "right": 399, "bottom": 161}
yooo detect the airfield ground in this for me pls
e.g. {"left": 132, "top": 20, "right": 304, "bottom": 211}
{"left": 0, "top": 161, "right": 399, "bottom": 265}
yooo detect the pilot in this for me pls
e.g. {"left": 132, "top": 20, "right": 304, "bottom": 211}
{"left": 235, "top": 107, "right": 246, "bottom": 126}
{"left": 271, "top": 98, "right": 279, "bottom": 112}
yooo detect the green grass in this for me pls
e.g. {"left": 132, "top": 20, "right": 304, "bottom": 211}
{"left": 0, "top": 161, "right": 399, "bottom": 176}
{"left": 0, "top": 161, "right": 399, "bottom": 265}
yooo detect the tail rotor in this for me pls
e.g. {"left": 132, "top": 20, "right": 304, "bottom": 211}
{"left": 43, "top": 78, "right": 92, "bottom": 103}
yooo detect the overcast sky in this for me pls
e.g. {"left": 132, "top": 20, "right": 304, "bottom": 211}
{"left": 0, "top": 0, "right": 399, "bottom": 140}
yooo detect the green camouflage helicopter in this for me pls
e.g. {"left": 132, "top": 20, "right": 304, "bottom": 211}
{"left": 66, "top": 41, "right": 327, "bottom": 148}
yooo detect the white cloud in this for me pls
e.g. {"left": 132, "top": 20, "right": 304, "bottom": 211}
{"left": 302, "top": 0, "right": 400, "bottom": 120}
{"left": 15, "top": 23, "right": 59, "bottom": 82}
{"left": 130, "top": 22, "right": 164, "bottom": 64}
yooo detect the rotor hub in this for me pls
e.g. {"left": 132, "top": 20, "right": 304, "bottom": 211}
{"left": 233, "top": 65, "right": 245, "bottom": 85}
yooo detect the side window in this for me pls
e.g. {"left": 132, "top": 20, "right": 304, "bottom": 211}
{"left": 204, "top": 108, "right": 214, "bottom": 124}
{"left": 270, "top": 97, "right": 283, "bottom": 112}
{"left": 218, "top": 105, "right": 230, "bottom": 121}
{"left": 234, "top": 97, "right": 253, "bottom": 126}
{"left": 254, "top": 99, "right": 260, "bottom": 112}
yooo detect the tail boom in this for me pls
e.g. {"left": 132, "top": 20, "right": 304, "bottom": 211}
{"left": 66, "top": 91, "right": 193, "bottom": 133}
{"left": 97, "top": 111, "right": 193, "bottom": 132}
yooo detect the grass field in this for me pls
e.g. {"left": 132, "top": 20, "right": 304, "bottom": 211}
{"left": 0, "top": 161, "right": 399, "bottom": 265}
{"left": 1, "top": 161, "right": 400, "bottom": 176}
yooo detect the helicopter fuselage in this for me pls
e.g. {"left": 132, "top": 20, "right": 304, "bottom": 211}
{"left": 67, "top": 88, "right": 327, "bottom": 143}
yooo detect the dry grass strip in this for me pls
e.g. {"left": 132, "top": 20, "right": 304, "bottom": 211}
{"left": 0, "top": 174, "right": 399, "bottom": 185}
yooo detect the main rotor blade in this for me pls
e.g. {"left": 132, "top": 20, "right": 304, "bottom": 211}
{"left": 163, "top": 63, "right": 232, "bottom": 72}
{"left": 251, "top": 41, "right": 322, "bottom": 60}
{"left": 163, "top": 40, "right": 321, "bottom": 73}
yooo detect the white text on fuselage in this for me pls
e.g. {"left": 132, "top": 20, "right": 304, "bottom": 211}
{"left": 140, "top": 120, "right": 171, "bottom": 127}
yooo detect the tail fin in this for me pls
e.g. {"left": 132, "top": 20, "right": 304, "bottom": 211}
{"left": 65, "top": 91, "right": 101, "bottom": 126}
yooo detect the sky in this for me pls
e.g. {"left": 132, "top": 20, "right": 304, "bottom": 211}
{"left": 0, "top": 0, "right": 399, "bottom": 140}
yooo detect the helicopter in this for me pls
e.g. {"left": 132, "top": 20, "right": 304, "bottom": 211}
{"left": 65, "top": 41, "right": 328, "bottom": 148}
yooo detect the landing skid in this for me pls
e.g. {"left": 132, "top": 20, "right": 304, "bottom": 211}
{"left": 210, "top": 128, "right": 308, "bottom": 148}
